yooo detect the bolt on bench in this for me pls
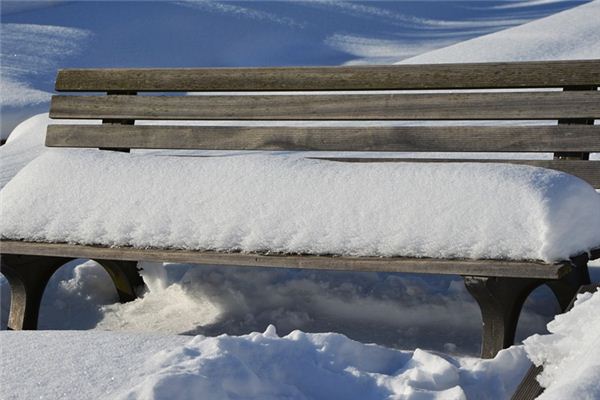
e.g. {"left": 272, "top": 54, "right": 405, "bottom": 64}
{"left": 1, "top": 60, "right": 599, "bottom": 358}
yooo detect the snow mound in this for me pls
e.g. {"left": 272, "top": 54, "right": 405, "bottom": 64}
{"left": 0, "top": 328, "right": 529, "bottom": 400}
{"left": 523, "top": 287, "right": 600, "bottom": 400}
{"left": 0, "top": 113, "right": 99, "bottom": 190}
{"left": 2, "top": 149, "right": 599, "bottom": 262}
{"left": 118, "top": 326, "right": 475, "bottom": 400}
{"left": 399, "top": 0, "right": 600, "bottom": 63}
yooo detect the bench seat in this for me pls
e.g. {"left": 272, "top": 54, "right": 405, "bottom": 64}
{"left": 2, "top": 149, "right": 600, "bottom": 264}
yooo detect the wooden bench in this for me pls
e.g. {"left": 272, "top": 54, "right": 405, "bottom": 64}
{"left": 1, "top": 60, "right": 599, "bottom": 358}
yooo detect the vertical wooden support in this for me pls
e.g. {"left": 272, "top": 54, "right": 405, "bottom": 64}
{"left": 100, "top": 90, "right": 137, "bottom": 152}
{"left": 463, "top": 276, "right": 546, "bottom": 359}
{"left": 551, "top": 82, "right": 594, "bottom": 311}
{"left": 554, "top": 85, "right": 597, "bottom": 160}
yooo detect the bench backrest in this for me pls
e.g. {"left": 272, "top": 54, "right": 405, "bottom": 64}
{"left": 46, "top": 60, "right": 600, "bottom": 188}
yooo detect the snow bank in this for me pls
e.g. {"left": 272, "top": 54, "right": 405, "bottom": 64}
{"left": 2, "top": 149, "right": 599, "bottom": 262}
{"left": 400, "top": 0, "right": 600, "bottom": 64}
{"left": 523, "top": 288, "right": 600, "bottom": 400}
{"left": 0, "top": 328, "right": 529, "bottom": 400}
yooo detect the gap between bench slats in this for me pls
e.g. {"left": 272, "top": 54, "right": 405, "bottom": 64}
{"left": 46, "top": 125, "right": 600, "bottom": 152}
{"left": 49, "top": 91, "right": 600, "bottom": 121}
{"left": 0, "top": 240, "right": 571, "bottom": 279}
{"left": 54, "top": 60, "right": 600, "bottom": 91}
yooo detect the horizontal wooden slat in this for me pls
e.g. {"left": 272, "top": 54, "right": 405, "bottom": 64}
{"left": 54, "top": 60, "right": 600, "bottom": 92}
{"left": 308, "top": 158, "right": 600, "bottom": 188}
{"left": 46, "top": 124, "right": 600, "bottom": 152}
{"left": 49, "top": 91, "right": 600, "bottom": 120}
{"left": 0, "top": 240, "right": 571, "bottom": 279}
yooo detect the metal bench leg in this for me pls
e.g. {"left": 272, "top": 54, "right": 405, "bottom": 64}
{"left": 464, "top": 276, "right": 546, "bottom": 359}
{"left": 0, "top": 255, "right": 145, "bottom": 330}
{"left": 94, "top": 259, "right": 145, "bottom": 302}
{"left": 546, "top": 256, "right": 590, "bottom": 311}
{"left": 0, "top": 254, "right": 73, "bottom": 330}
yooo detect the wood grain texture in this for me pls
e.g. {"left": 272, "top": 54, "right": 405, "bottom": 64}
{"left": 54, "top": 60, "right": 600, "bottom": 92}
{"left": 49, "top": 91, "right": 600, "bottom": 120}
{"left": 308, "top": 158, "right": 600, "bottom": 188}
{"left": 0, "top": 240, "right": 571, "bottom": 279}
{"left": 46, "top": 124, "right": 600, "bottom": 152}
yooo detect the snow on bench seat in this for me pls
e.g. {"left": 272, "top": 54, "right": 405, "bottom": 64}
{"left": 1, "top": 149, "right": 599, "bottom": 263}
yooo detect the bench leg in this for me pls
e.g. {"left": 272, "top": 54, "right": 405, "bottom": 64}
{"left": 95, "top": 259, "right": 145, "bottom": 302}
{"left": 1, "top": 254, "right": 73, "bottom": 330}
{"left": 1, "top": 255, "right": 145, "bottom": 330}
{"left": 464, "top": 276, "right": 546, "bottom": 359}
{"left": 546, "top": 257, "right": 590, "bottom": 311}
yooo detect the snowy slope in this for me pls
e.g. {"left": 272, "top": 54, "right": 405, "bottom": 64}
{"left": 400, "top": 0, "right": 600, "bottom": 63}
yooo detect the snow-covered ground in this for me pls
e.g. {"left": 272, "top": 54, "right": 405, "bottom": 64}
{"left": 0, "top": 327, "right": 529, "bottom": 400}
{"left": 1, "top": 1, "right": 600, "bottom": 399}
{"left": 1, "top": 289, "right": 598, "bottom": 400}
{"left": 523, "top": 288, "right": 600, "bottom": 400}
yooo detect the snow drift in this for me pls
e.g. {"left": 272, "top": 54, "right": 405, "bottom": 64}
{"left": 400, "top": 0, "right": 600, "bottom": 64}
{"left": 0, "top": 328, "right": 529, "bottom": 400}
{"left": 523, "top": 287, "right": 600, "bottom": 400}
{"left": 2, "top": 149, "right": 599, "bottom": 262}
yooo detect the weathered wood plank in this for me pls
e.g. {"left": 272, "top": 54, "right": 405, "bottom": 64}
{"left": 0, "top": 240, "right": 570, "bottom": 279}
{"left": 308, "top": 158, "right": 600, "bottom": 188}
{"left": 46, "top": 124, "right": 600, "bottom": 152}
{"left": 54, "top": 60, "right": 600, "bottom": 92}
{"left": 49, "top": 91, "right": 600, "bottom": 120}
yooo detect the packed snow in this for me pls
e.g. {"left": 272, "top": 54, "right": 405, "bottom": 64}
{"left": 3, "top": 149, "right": 599, "bottom": 262}
{"left": 523, "top": 288, "right": 600, "bottom": 400}
{"left": 0, "top": 328, "right": 529, "bottom": 400}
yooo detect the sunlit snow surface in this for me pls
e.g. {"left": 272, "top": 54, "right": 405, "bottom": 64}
{"left": 400, "top": 0, "right": 600, "bottom": 63}
{"left": 0, "top": 327, "right": 528, "bottom": 400}
{"left": 2, "top": 147, "right": 599, "bottom": 262}
{"left": 524, "top": 288, "right": 600, "bottom": 400}
{"left": 2, "top": 292, "right": 597, "bottom": 400}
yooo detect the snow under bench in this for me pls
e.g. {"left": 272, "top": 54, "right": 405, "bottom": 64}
{"left": 1, "top": 60, "right": 600, "bottom": 358}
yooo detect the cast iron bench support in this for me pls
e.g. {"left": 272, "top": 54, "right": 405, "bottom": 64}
{"left": 464, "top": 257, "right": 590, "bottom": 359}
{"left": 1, "top": 254, "right": 144, "bottom": 330}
